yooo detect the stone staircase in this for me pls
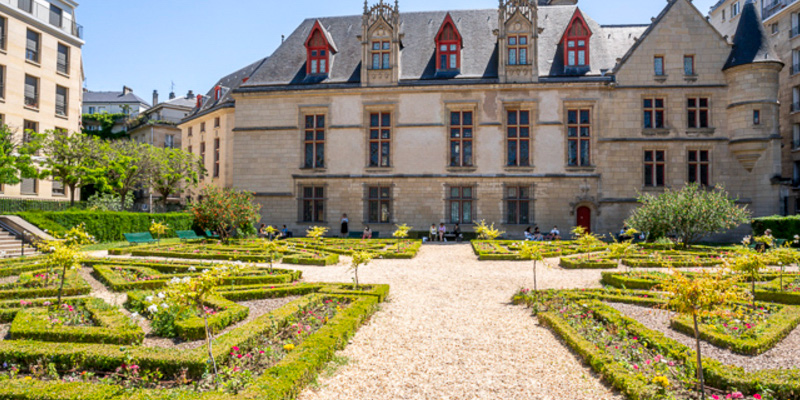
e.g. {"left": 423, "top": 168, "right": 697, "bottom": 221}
{"left": 0, "top": 227, "right": 38, "bottom": 258}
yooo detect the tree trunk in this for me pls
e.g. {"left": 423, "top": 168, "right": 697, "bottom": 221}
{"left": 752, "top": 280, "right": 757, "bottom": 310}
{"left": 119, "top": 191, "right": 128, "bottom": 211}
{"left": 693, "top": 314, "right": 706, "bottom": 400}
{"left": 353, "top": 267, "right": 358, "bottom": 290}
{"left": 202, "top": 308, "right": 218, "bottom": 378}
{"left": 57, "top": 265, "right": 67, "bottom": 305}
{"left": 69, "top": 184, "right": 77, "bottom": 206}
{"left": 533, "top": 260, "right": 537, "bottom": 292}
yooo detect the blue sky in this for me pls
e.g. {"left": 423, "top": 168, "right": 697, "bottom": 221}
{"left": 79, "top": 0, "right": 719, "bottom": 100}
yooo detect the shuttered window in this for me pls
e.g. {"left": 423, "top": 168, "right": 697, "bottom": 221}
{"left": 24, "top": 75, "right": 38, "bottom": 108}
{"left": 20, "top": 179, "right": 37, "bottom": 195}
{"left": 26, "top": 29, "right": 39, "bottom": 62}
{"left": 56, "top": 86, "right": 68, "bottom": 116}
{"left": 0, "top": 65, "right": 5, "bottom": 100}
{"left": 52, "top": 180, "right": 65, "bottom": 196}
{"left": 0, "top": 16, "right": 6, "bottom": 51}
{"left": 57, "top": 44, "right": 70, "bottom": 74}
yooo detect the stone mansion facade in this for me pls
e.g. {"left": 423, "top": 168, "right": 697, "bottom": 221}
{"left": 180, "top": 0, "right": 783, "bottom": 237}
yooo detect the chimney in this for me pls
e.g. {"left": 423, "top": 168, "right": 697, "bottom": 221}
{"left": 186, "top": 90, "right": 194, "bottom": 99}
{"left": 122, "top": 86, "right": 133, "bottom": 95}
{"left": 152, "top": 90, "right": 159, "bottom": 106}
{"left": 169, "top": 91, "right": 176, "bottom": 100}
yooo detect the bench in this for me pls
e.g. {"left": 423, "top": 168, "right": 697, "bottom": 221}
{"left": 176, "top": 230, "right": 203, "bottom": 241}
{"left": 347, "top": 231, "right": 380, "bottom": 239}
{"left": 123, "top": 232, "right": 157, "bottom": 245}
{"left": 204, "top": 230, "right": 220, "bottom": 239}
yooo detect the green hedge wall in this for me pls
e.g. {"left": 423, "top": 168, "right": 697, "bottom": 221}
{"left": 15, "top": 211, "right": 194, "bottom": 242}
{"left": 752, "top": 215, "right": 800, "bottom": 240}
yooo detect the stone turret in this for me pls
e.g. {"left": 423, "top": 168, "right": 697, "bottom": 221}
{"left": 359, "top": 0, "right": 402, "bottom": 86}
{"left": 497, "top": 0, "right": 539, "bottom": 83}
{"left": 723, "top": 0, "right": 783, "bottom": 172}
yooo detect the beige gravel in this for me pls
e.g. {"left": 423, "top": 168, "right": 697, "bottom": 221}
{"left": 0, "top": 324, "right": 8, "bottom": 341}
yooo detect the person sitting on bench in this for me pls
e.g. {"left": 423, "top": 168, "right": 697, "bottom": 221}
{"left": 453, "top": 224, "right": 462, "bottom": 242}
{"left": 546, "top": 226, "right": 561, "bottom": 241}
{"left": 524, "top": 226, "right": 534, "bottom": 241}
{"left": 438, "top": 223, "right": 447, "bottom": 242}
{"left": 362, "top": 225, "right": 372, "bottom": 239}
{"left": 429, "top": 224, "right": 437, "bottom": 242}
{"left": 533, "top": 226, "right": 544, "bottom": 241}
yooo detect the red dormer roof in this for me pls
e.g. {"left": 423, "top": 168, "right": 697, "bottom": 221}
{"left": 436, "top": 13, "right": 463, "bottom": 47}
{"left": 305, "top": 20, "right": 338, "bottom": 54}
{"left": 560, "top": 8, "right": 592, "bottom": 44}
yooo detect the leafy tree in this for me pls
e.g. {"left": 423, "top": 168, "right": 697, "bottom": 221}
{"left": 658, "top": 269, "right": 744, "bottom": 400}
{"left": 149, "top": 220, "right": 170, "bottom": 242}
{"left": 96, "top": 140, "right": 156, "bottom": 210}
{"left": 626, "top": 184, "right": 750, "bottom": 248}
{"left": 190, "top": 186, "right": 261, "bottom": 242}
{"left": 151, "top": 147, "right": 203, "bottom": 205}
{"left": 81, "top": 113, "right": 127, "bottom": 140}
{"left": 37, "top": 131, "right": 104, "bottom": 205}
{"left": 350, "top": 251, "right": 373, "bottom": 290}
{"left": 0, "top": 125, "right": 43, "bottom": 186}
{"left": 42, "top": 223, "right": 95, "bottom": 305}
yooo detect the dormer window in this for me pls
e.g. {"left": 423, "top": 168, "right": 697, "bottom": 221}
{"left": 508, "top": 36, "right": 528, "bottom": 65}
{"left": 214, "top": 85, "right": 222, "bottom": 101}
{"left": 372, "top": 41, "right": 391, "bottom": 70}
{"left": 563, "top": 9, "right": 592, "bottom": 68}
{"left": 305, "top": 20, "right": 337, "bottom": 75}
{"left": 436, "top": 14, "right": 462, "bottom": 71}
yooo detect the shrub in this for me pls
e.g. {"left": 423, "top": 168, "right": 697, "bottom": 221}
{"left": 15, "top": 211, "right": 193, "bottom": 242}
{"left": 752, "top": 215, "right": 800, "bottom": 240}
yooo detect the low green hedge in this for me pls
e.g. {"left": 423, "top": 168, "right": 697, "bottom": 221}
{"left": 560, "top": 257, "right": 618, "bottom": 269}
{"left": 9, "top": 298, "right": 144, "bottom": 345}
{"left": 0, "top": 257, "right": 47, "bottom": 278}
{"left": 15, "top": 210, "right": 194, "bottom": 242}
{"left": 0, "top": 270, "right": 90, "bottom": 300}
{"left": 282, "top": 253, "right": 340, "bottom": 266}
{"left": 600, "top": 272, "right": 660, "bottom": 291}
{"left": 91, "top": 264, "right": 300, "bottom": 292}
{"left": 670, "top": 305, "right": 800, "bottom": 355}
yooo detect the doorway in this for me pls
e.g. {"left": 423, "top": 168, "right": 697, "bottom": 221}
{"left": 576, "top": 206, "right": 591, "bottom": 233}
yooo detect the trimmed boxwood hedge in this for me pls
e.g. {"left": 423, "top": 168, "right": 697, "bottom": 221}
{"left": 15, "top": 210, "right": 194, "bottom": 242}
{"left": 752, "top": 215, "right": 800, "bottom": 241}
{"left": 560, "top": 257, "right": 618, "bottom": 269}
{"left": 600, "top": 272, "right": 661, "bottom": 290}
{"left": 0, "top": 269, "right": 90, "bottom": 300}
{"left": 9, "top": 298, "right": 144, "bottom": 345}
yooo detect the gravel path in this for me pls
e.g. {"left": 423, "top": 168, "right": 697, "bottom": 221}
{"left": 608, "top": 302, "right": 800, "bottom": 372}
{"left": 288, "top": 244, "right": 622, "bottom": 400}
{"left": 0, "top": 324, "right": 8, "bottom": 341}
{"left": 0, "top": 276, "right": 16, "bottom": 285}
{"left": 78, "top": 267, "right": 127, "bottom": 307}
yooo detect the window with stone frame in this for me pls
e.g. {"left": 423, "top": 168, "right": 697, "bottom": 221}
{"left": 213, "top": 138, "right": 220, "bottom": 178}
{"left": 643, "top": 98, "right": 665, "bottom": 129}
{"left": 447, "top": 186, "right": 474, "bottom": 224}
{"left": 688, "top": 150, "right": 710, "bottom": 186}
{"left": 644, "top": 150, "right": 665, "bottom": 187}
{"left": 200, "top": 122, "right": 206, "bottom": 132}
{"left": 753, "top": 110, "right": 761, "bottom": 126}
{"left": 654, "top": 56, "right": 665, "bottom": 76}
{"left": 367, "top": 186, "right": 392, "bottom": 224}
{"left": 567, "top": 109, "right": 591, "bottom": 167}
{"left": 214, "top": 117, "right": 220, "bottom": 128}
{"left": 304, "top": 114, "right": 325, "bottom": 169}
{"left": 0, "top": 64, "right": 5, "bottom": 100}
{"left": 507, "top": 109, "right": 531, "bottom": 167}
{"left": 55, "top": 85, "right": 68, "bottom": 116}
{"left": 507, "top": 35, "right": 528, "bottom": 65}
{"left": 684, "top": 55, "right": 695, "bottom": 76}
{"left": 24, "top": 75, "right": 39, "bottom": 108}
{"left": 57, "top": 43, "right": 70, "bottom": 75}
{"left": 369, "top": 112, "right": 391, "bottom": 167}
{"left": 52, "top": 180, "right": 65, "bottom": 196}
{"left": 200, "top": 142, "right": 206, "bottom": 170}
{"left": 26, "top": 29, "right": 40, "bottom": 63}
{"left": 23, "top": 120, "right": 37, "bottom": 142}
{"left": 371, "top": 40, "right": 391, "bottom": 70}
{"left": 0, "top": 16, "right": 6, "bottom": 51}
{"left": 505, "top": 185, "right": 531, "bottom": 225}
{"left": 449, "top": 111, "right": 473, "bottom": 167}
{"left": 301, "top": 186, "right": 325, "bottom": 223}
{"left": 687, "top": 97, "right": 709, "bottom": 129}
{"left": 20, "top": 178, "right": 37, "bottom": 195}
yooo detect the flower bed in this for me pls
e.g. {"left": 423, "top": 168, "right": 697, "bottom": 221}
{"left": 0, "top": 269, "right": 90, "bottom": 300}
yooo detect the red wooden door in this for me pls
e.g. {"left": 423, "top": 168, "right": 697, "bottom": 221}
{"left": 577, "top": 206, "right": 591, "bottom": 233}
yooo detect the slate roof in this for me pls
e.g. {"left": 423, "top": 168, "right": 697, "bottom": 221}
{"left": 83, "top": 91, "right": 150, "bottom": 106}
{"left": 241, "top": 6, "right": 646, "bottom": 90}
{"left": 723, "top": 0, "right": 781, "bottom": 70}
{"left": 184, "top": 57, "right": 268, "bottom": 121}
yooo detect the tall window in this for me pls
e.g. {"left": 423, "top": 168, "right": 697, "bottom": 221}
{"left": 0, "top": 16, "right": 6, "bottom": 51}
{"left": 213, "top": 138, "right": 220, "bottom": 178}
{"left": 55, "top": 86, "right": 68, "bottom": 116}
{"left": 188, "top": 127, "right": 193, "bottom": 137}
{"left": 18, "top": 0, "right": 32, "bottom": 13}
{"left": 369, "top": 112, "right": 391, "bottom": 167}
{"left": 449, "top": 111, "right": 473, "bottom": 167}
{"left": 644, "top": 150, "right": 665, "bottom": 187}
{"left": 688, "top": 150, "right": 710, "bottom": 186}
{"left": 564, "top": 14, "right": 590, "bottom": 67}
{"left": 0, "top": 65, "right": 4, "bottom": 100}
{"left": 306, "top": 26, "right": 330, "bottom": 74}
{"left": 567, "top": 109, "right": 591, "bottom": 166}
{"left": 687, "top": 98, "right": 709, "bottom": 128}
{"left": 200, "top": 122, "right": 206, "bottom": 132}
{"left": 508, "top": 35, "right": 528, "bottom": 65}
{"left": 684, "top": 55, "right": 695, "bottom": 75}
{"left": 643, "top": 98, "right": 665, "bottom": 129}
{"left": 753, "top": 110, "right": 761, "bottom": 125}
{"left": 57, "top": 43, "right": 70, "bottom": 74}
{"left": 24, "top": 75, "right": 39, "bottom": 108}
{"left": 301, "top": 186, "right": 325, "bottom": 222}
{"left": 26, "top": 29, "right": 40, "bottom": 63}
{"left": 20, "top": 178, "right": 37, "bottom": 195}
{"left": 304, "top": 114, "right": 325, "bottom": 169}
{"left": 448, "top": 186, "right": 473, "bottom": 224}
{"left": 436, "top": 17, "right": 461, "bottom": 70}
{"left": 507, "top": 110, "right": 531, "bottom": 167}
{"left": 731, "top": 2, "right": 740, "bottom": 17}
{"left": 793, "top": 124, "right": 800, "bottom": 149}
{"left": 367, "top": 186, "right": 391, "bottom": 223}
{"left": 506, "top": 186, "right": 530, "bottom": 225}
{"left": 371, "top": 41, "right": 390, "bottom": 70}
{"left": 23, "top": 120, "right": 37, "bottom": 136}
{"left": 654, "top": 56, "right": 665, "bottom": 76}
{"left": 214, "top": 117, "right": 220, "bottom": 128}
{"left": 165, "top": 135, "right": 174, "bottom": 149}
{"left": 200, "top": 142, "right": 206, "bottom": 168}
{"left": 49, "top": 4, "right": 63, "bottom": 27}
{"left": 52, "top": 180, "right": 65, "bottom": 196}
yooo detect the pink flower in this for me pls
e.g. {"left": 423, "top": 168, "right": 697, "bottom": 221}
{"left": 231, "top": 346, "right": 239, "bottom": 352}
{"left": 233, "top": 366, "right": 240, "bottom": 372}
{"left": 712, "top": 396, "right": 720, "bottom": 400}
{"left": 259, "top": 350, "right": 265, "bottom": 354}
{"left": 237, "top": 354, "right": 243, "bottom": 359}
{"left": 754, "top": 395, "right": 762, "bottom": 400}
{"left": 633, "top": 364, "right": 639, "bottom": 370}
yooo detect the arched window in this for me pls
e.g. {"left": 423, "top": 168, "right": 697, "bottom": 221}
{"left": 436, "top": 14, "right": 462, "bottom": 71}
{"left": 563, "top": 10, "right": 591, "bottom": 68}
{"left": 305, "top": 21, "right": 335, "bottom": 75}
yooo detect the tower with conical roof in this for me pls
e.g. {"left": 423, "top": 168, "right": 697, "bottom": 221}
{"left": 724, "top": 0, "right": 783, "bottom": 175}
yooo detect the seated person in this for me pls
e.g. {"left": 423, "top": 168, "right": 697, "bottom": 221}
{"left": 362, "top": 226, "right": 372, "bottom": 239}
{"left": 258, "top": 224, "right": 267, "bottom": 238}
{"left": 532, "top": 226, "right": 544, "bottom": 241}
{"left": 429, "top": 224, "right": 438, "bottom": 242}
{"left": 453, "top": 224, "right": 463, "bottom": 242}
{"left": 523, "top": 227, "right": 534, "bottom": 241}
{"left": 618, "top": 226, "right": 632, "bottom": 241}
{"left": 547, "top": 226, "right": 561, "bottom": 241}
{"left": 438, "top": 223, "right": 447, "bottom": 242}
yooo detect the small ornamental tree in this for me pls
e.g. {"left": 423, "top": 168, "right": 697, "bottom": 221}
{"left": 608, "top": 228, "right": 639, "bottom": 271}
{"left": 260, "top": 240, "right": 284, "bottom": 274}
{"left": 263, "top": 225, "right": 278, "bottom": 242}
{"left": 164, "top": 265, "right": 240, "bottom": 378}
{"left": 571, "top": 226, "right": 603, "bottom": 259}
{"left": 474, "top": 220, "right": 505, "bottom": 241}
{"left": 191, "top": 187, "right": 261, "bottom": 242}
{"left": 768, "top": 245, "right": 798, "bottom": 291}
{"left": 519, "top": 242, "right": 545, "bottom": 295}
{"left": 728, "top": 250, "right": 767, "bottom": 309}
{"left": 43, "top": 223, "right": 95, "bottom": 305}
{"left": 626, "top": 183, "right": 751, "bottom": 248}
{"left": 350, "top": 251, "right": 373, "bottom": 290}
{"left": 392, "top": 224, "right": 412, "bottom": 251}
{"left": 658, "top": 269, "right": 744, "bottom": 400}
{"left": 149, "top": 220, "right": 169, "bottom": 243}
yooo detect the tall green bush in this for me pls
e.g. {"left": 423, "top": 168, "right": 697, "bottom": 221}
{"left": 752, "top": 215, "right": 800, "bottom": 240}
{"left": 15, "top": 211, "right": 193, "bottom": 242}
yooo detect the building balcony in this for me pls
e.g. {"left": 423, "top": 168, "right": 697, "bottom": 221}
{"left": 0, "top": 0, "right": 83, "bottom": 40}
{"left": 763, "top": 0, "right": 799, "bottom": 21}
